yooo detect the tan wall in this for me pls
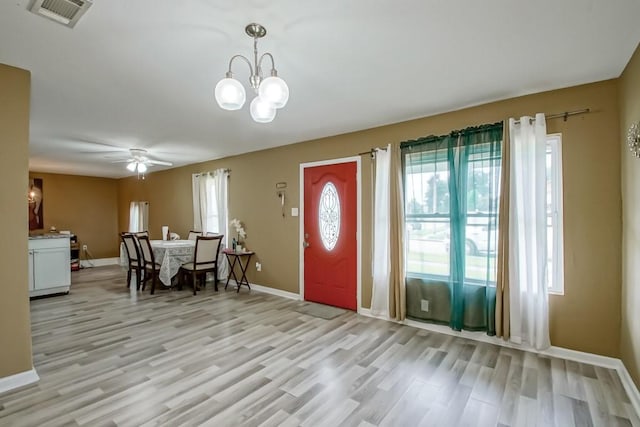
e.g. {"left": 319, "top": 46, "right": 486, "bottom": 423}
{"left": 619, "top": 42, "right": 640, "bottom": 387}
{"left": 29, "top": 172, "right": 119, "bottom": 258}
{"left": 0, "top": 64, "right": 33, "bottom": 377}
{"left": 118, "top": 79, "right": 622, "bottom": 357}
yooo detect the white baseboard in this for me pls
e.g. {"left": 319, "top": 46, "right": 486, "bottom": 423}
{"left": 80, "top": 257, "right": 119, "bottom": 268}
{"left": 358, "top": 307, "right": 388, "bottom": 320}
{"left": 0, "top": 368, "right": 39, "bottom": 395}
{"left": 357, "top": 309, "right": 640, "bottom": 419}
{"left": 542, "top": 345, "right": 619, "bottom": 369}
{"left": 248, "top": 283, "right": 301, "bottom": 301}
{"left": 616, "top": 360, "right": 640, "bottom": 419}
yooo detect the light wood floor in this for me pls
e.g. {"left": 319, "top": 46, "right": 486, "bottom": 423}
{"left": 0, "top": 266, "right": 637, "bottom": 427}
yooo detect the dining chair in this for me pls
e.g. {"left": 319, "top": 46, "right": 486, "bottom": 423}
{"left": 137, "top": 235, "right": 162, "bottom": 294}
{"left": 121, "top": 233, "right": 142, "bottom": 290}
{"left": 179, "top": 235, "right": 223, "bottom": 295}
{"left": 188, "top": 230, "right": 203, "bottom": 240}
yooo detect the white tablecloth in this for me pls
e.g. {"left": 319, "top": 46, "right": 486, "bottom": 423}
{"left": 151, "top": 240, "right": 195, "bottom": 286}
{"left": 120, "top": 239, "right": 195, "bottom": 287}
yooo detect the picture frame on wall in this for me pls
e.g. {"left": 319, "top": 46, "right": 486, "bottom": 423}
{"left": 28, "top": 178, "right": 43, "bottom": 230}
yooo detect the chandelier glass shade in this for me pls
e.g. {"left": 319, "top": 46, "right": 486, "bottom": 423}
{"left": 127, "top": 161, "right": 147, "bottom": 173}
{"left": 214, "top": 23, "right": 288, "bottom": 123}
{"left": 258, "top": 75, "right": 289, "bottom": 109}
{"left": 214, "top": 77, "right": 246, "bottom": 111}
{"left": 250, "top": 96, "right": 276, "bottom": 123}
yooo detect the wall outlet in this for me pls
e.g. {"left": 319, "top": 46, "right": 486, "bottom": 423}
{"left": 82, "top": 244, "right": 88, "bottom": 251}
{"left": 256, "top": 262, "right": 262, "bottom": 272}
{"left": 421, "top": 299, "right": 430, "bottom": 312}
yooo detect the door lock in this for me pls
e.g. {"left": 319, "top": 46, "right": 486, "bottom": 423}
{"left": 303, "top": 240, "right": 310, "bottom": 248}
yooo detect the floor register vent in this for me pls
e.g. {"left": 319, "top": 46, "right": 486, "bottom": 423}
{"left": 29, "top": 0, "right": 93, "bottom": 28}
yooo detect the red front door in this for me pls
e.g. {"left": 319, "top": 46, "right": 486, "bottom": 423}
{"left": 303, "top": 162, "right": 357, "bottom": 310}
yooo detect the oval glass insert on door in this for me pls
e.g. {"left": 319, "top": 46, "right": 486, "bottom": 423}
{"left": 318, "top": 181, "right": 340, "bottom": 251}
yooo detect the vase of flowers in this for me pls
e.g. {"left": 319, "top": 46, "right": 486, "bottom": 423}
{"left": 230, "top": 218, "right": 247, "bottom": 250}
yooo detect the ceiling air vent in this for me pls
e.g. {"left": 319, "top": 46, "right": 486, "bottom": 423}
{"left": 29, "top": 0, "right": 93, "bottom": 28}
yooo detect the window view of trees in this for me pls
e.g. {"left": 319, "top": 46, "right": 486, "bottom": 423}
{"left": 404, "top": 150, "right": 500, "bottom": 284}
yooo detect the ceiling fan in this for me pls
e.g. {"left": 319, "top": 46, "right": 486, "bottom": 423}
{"left": 111, "top": 148, "right": 173, "bottom": 175}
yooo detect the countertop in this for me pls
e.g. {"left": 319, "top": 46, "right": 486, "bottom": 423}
{"left": 29, "top": 234, "right": 71, "bottom": 240}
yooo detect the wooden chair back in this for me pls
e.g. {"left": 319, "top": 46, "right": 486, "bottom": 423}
{"left": 194, "top": 235, "right": 223, "bottom": 268}
{"left": 188, "top": 230, "right": 202, "bottom": 240}
{"left": 134, "top": 231, "right": 149, "bottom": 237}
{"left": 137, "top": 235, "right": 156, "bottom": 267}
{"left": 122, "top": 233, "right": 140, "bottom": 262}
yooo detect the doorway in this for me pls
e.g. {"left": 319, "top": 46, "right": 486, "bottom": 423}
{"left": 299, "top": 157, "right": 361, "bottom": 311}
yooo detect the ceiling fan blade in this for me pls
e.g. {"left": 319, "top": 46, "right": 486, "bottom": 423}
{"left": 146, "top": 159, "right": 173, "bottom": 166}
{"left": 83, "top": 150, "right": 128, "bottom": 155}
{"left": 110, "top": 159, "right": 134, "bottom": 164}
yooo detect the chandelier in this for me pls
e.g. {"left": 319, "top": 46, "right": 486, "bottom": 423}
{"left": 214, "top": 23, "right": 289, "bottom": 123}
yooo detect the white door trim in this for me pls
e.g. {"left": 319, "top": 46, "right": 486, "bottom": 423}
{"left": 299, "top": 156, "right": 362, "bottom": 311}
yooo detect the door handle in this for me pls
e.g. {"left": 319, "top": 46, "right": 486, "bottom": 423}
{"left": 303, "top": 240, "right": 310, "bottom": 248}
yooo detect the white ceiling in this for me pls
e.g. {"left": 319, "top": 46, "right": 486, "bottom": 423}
{"left": 1, "top": 0, "right": 639, "bottom": 178}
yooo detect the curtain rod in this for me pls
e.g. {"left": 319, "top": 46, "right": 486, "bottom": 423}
{"left": 512, "top": 108, "right": 590, "bottom": 125}
{"left": 193, "top": 168, "right": 231, "bottom": 177}
{"left": 358, "top": 147, "right": 388, "bottom": 157}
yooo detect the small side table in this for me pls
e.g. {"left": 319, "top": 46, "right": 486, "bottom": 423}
{"left": 223, "top": 249, "right": 255, "bottom": 292}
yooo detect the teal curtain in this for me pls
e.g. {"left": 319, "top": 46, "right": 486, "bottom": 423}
{"left": 401, "top": 123, "right": 502, "bottom": 335}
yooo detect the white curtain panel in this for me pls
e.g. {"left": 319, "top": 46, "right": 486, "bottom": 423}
{"left": 371, "top": 144, "right": 391, "bottom": 318}
{"left": 508, "top": 113, "right": 550, "bottom": 350}
{"left": 192, "top": 174, "right": 202, "bottom": 231}
{"left": 213, "top": 168, "right": 229, "bottom": 279}
{"left": 198, "top": 173, "right": 215, "bottom": 233}
{"left": 128, "top": 201, "right": 148, "bottom": 232}
{"left": 193, "top": 170, "right": 230, "bottom": 279}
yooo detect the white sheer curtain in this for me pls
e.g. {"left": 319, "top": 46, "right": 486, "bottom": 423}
{"left": 371, "top": 144, "right": 391, "bottom": 317}
{"left": 198, "top": 173, "right": 217, "bottom": 233}
{"left": 192, "top": 169, "right": 229, "bottom": 278}
{"left": 508, "top": 113, "right": 550, "bottom": 350}
{"left": 213, "top": 169, "right": 229, "bottom": 279}
{"left": 128, "top": 201, "right": 148, "bottom": 232}
{"left": 192, "top": 174, "right": 203, "bottom": 231}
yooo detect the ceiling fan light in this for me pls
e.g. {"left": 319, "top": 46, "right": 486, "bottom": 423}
{"left": 250, "top": 96, "right": 276, "bottom": 123}
{"left": 215, "top": 77, "right": 246, "bottom": 110}
{"left": 137, "top": 163, "right": 147, "bottom": 173}
{"left": 126, "top": 162, "right": 137, "bottom": 172}
{"left": 258, "top": 76, "right": 289, "bottom": 109}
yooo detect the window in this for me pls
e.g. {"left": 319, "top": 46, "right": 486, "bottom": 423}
{"left": 128, "top": 201, "right": 148, "bottom": 232}
{"left": 404, "top": 133, "right": 564, "bottom": 294}
{"left": 319, "top": 181, "right": 340, "bottom": 251}
{"left": 193, "top": 170, "right": 229, "bottom": 236}
{"left": 546, "top": 134, "right": 564, "bottom": 294}
{"left": 404, "top": 137, "right": 501, "bottom": 286}
{"left": 203, "top": 185, "right": 220, "bottom": 234}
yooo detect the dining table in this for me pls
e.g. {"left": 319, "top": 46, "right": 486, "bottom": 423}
{"left": 150, "top": 239, "right": 196, "bottom": 287}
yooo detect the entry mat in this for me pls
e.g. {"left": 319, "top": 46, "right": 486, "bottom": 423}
{"left": 295, "top": 302, "right": 347, "bottom": 320}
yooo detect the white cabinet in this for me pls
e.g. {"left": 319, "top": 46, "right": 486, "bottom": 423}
{"left": 28, "top": 237, "right": 71, "bottom": 297}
